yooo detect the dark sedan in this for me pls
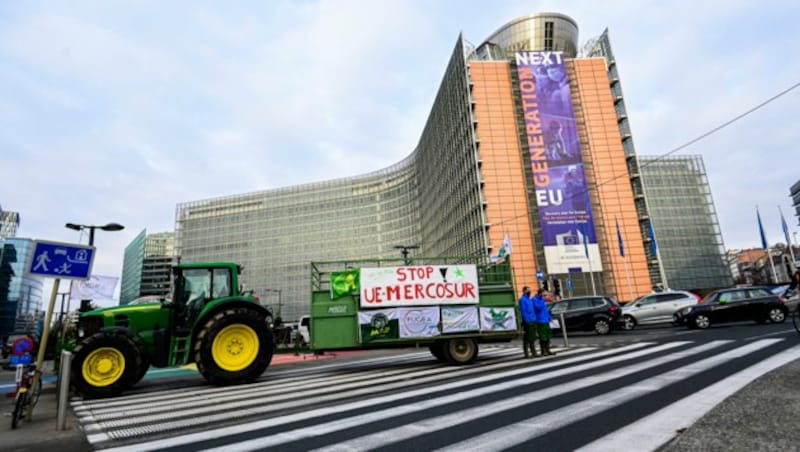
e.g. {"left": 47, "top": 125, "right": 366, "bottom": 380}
{"left": 672, "top": 286, "right": 787, "bottom": 329}
{"left": 549, "top": 296, "right": 622, "bottom": 335}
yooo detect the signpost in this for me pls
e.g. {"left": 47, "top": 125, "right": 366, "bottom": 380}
{"left": 25, "top": 240, "right": 96, "bottom": 280}
{"left": 24, "top": 240, "right": 95, "bottom": 420}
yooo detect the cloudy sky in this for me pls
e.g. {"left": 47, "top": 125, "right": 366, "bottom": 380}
{"left": 2, "top": 0, "right": 799, "bottom": 304}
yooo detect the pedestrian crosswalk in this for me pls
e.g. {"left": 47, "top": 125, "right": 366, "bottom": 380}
{"left": 71, "top": 338, "right": 800, "bottom": 451}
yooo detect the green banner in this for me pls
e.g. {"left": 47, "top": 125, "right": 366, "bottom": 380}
{"left": 358, "top": 310, "right": 400, "bottom": 343}
{"left": 331, "top": 268, "right": 360, "bottom": 300}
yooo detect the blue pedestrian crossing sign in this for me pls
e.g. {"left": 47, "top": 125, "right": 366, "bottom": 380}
{"left": 25, "top": 240, "right": 96, "bottom": 280}
{"left": 536, "top": 270, "right": 545, "bottom": 280}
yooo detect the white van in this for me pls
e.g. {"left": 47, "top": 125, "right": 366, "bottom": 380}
{"left": 297, "top": 315, "right": 310, "bottom": 345}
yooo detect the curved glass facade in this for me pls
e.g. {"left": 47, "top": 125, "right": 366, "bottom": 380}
{"left": 478, "top": 13, "right": 579, "bottom": 58}
{"left": 175, "top": 38, "right": 488, "bottom": 321}
{"left": 176, "top": 155, "right": 423, "bottom": 321}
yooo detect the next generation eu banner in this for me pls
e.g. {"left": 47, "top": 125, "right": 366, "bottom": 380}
{"left": 515, "top": 51, "right": 603, "bottom": 274}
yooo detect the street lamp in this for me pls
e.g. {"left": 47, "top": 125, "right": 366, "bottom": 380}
{"left": 65, "top": 222, "right": 125, "bottom": 246}
{"left": 64, "top": 222, "right": 125, "bottom": 311}
{"left": 393, "top": 245, "right": 419, "bottom": 265}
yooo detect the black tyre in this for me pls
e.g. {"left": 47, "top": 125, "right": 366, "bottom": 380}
{"left": 195, "top": 307, "right": 274, "bottom": 386}
{"left": 71, "top": 333, "right": 142, "bottom": 398}
{"left": 429, "top": 342, "right": 446, "bottom": 362}
{"left": 621, "top": 315, "right": 637, "bottom": 331}
{"left": 768, "top": 307, "right": 786, "bottom": 323}
{"left": 594, "top": 318, "right": 611, "bottom": 335}
{"left": 693, "top": 314, "right": 711, "bottom": 329}
{"left": 11, "top": 391, "right": 27, "bottom": 429}
{"left": 130, "top": 356, "right": 151, "bottom": 387}
{"left": 443, "top": 338, "right": 478, "bottom": 365}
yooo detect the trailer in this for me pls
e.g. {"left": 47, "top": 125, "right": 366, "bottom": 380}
{"left": 309, "top": 256, "right": 519, "bottom": 364}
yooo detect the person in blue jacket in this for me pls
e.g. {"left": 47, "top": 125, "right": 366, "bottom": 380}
{"left": 518, "top": 286, "right": 537, "bottom": 358}
{"left": 532, "top": 288, "right": 555, "bottom": 356}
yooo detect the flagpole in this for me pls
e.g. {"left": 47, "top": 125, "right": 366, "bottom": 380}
{"left": 616, "top": 216, "right": 634, "bottom": 301}
{"left": 767, "top": 249, "right": 778, "bottom": 283}
{"left": 779, "top": 205, "right": 797, "bottom": 264}
{"left": 757, "top": 206, "right": 778, "bottom": 283}
{"left": 648, "top": 219, "right": 669, "bottom": 290}
{"left": 620, "top": 237, "right": 634, "bottom": 301}
{"left": 582, "top": 223, "right": 597, "bottom": 296}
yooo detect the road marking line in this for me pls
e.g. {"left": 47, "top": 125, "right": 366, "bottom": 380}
{"left": 305, "top": 341, "right": 729, "bottom": 452}
{"left": 577, "top": 342, "right": 800, "bottom": 452}
{"left": 99, "top": 344, "right": 637, "bottom": 451}
{"left": 437, "top": 339, "right": 781, "bottom": 452}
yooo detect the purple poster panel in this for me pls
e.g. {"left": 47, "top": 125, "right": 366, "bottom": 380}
{"left": 515, "top": 51, "right": 603, "bottom": 274}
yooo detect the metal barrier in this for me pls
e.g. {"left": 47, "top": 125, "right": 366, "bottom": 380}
{"left": 559, "top": 312, "right": 569, "bottom": 348}
{"left": 57, "top": 351, "right": 72, "bottom": 430}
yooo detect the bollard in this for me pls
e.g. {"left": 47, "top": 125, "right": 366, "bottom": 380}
{"left": 57, "top": 350, "right": 72, "bottom": 430}
{"left": 560, "top": 312, "right": 569, "bottom": 348}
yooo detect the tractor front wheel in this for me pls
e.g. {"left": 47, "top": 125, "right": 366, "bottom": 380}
{"left": 71, "top": 333, "right": 142, "bottom": 398}
{"left": 195, "top": 307, "right": 274, "bottom": 386}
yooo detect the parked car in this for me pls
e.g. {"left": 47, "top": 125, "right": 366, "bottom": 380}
{"left": 672, "top": 286, "right": 787, "bottom": 329}
{"left": 549, "top": 296, "right": 622, "bottom": 335}
{"left": 620, "top": 290, "right": 701, "bottom": 330}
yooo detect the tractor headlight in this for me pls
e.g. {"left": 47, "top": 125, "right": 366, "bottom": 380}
{"left": 78, "top": 328, "right": 85, "bottom": 338}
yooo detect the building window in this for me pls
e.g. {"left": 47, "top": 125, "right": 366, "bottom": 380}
{"left": 544, "top": 21, "right": 554, "bottom": 50}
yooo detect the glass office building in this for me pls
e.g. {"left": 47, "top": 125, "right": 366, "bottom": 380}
{"left": 120, "top": 229, "right": 146, "bottom": 305}
{"left": 638, "top": 155, "right": 733, "bottom": 291}
{"left": 176, "top": 12, "right": 727, "bottom": 318}
{"left": 120, "top": 230, "right": 176, "bottom": 304}
{"left": 0, "top": 238, "right": 44, "bottom": 336}
{"left": 791, "top": 179, "right": 800, "bottom": 226}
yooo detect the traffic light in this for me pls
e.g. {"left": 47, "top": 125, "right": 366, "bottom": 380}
{"left": 541, "top": 280, "right": 549, "bottom": 291}
{"left": 554, "top": 279, "right": 562, "bottom": 297}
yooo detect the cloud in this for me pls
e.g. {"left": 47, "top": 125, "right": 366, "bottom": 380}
{"left": 2, "top": 0, "right": 799, "bottom": 306}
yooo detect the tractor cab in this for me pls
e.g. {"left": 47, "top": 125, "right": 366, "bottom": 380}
{"left": 171, "top": 263, "right": 238, "bottom": 331}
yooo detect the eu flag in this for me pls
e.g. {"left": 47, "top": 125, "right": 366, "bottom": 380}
{"left": 780, "top": 207, "right": 791, "bottom": 246}
{"left": 647, "top": 221, "right": 657, "bottom": 255}
{"left": 615, "top": 218, "right": 625, "bottom": 257}
{"left": 757, "top": 208, "right": 768, "bottom": 250}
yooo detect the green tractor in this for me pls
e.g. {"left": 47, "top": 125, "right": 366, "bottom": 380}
{"left": 69, "top": 262, "right": 274, "bottom": 398}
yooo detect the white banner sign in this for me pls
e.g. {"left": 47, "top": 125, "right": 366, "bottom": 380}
{"left": 398, "top": 307, "right": 440, "bottom": 338}
{"left": 70, "top": 275, "right": 119, "bottom": 301}
{"left": 360, "top": 265, "right": 479, "bottom": 308}
{"left": 441, "top": 306, "right": 480, "bottom": 333}
{"left": 480, "top": 307, "right": 517, "bottom": 332}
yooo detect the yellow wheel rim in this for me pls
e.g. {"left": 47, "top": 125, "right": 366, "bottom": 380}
{"left": 212, "top": 324, "right": 259, "bottom": 371}
{"left": 82, "top": 347, "right": 125, "bottom": 387}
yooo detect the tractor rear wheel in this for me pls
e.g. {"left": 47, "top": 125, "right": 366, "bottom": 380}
{"left": 443, "top": 338, "right": 478, "bottom": 365}
{"left": 71, "top": 333, "right": 142, "bottom": 398}
{"left": 130, "top": 356, "right": 150, "bottom": 387}
{"left": 195, "top": 307, "right": 274, "bottom": 385}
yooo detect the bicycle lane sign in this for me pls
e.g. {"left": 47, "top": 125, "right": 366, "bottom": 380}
{"left": 24, "top": 240, "right": 96, "bottom": 281}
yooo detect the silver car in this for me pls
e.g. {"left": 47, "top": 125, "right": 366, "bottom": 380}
{"left": 620, "top": 290, "right": 701, "bottom": 330}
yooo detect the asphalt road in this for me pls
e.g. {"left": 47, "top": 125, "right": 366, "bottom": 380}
{"left": 3, "top": 321, "right": 799, "bottom": 451}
